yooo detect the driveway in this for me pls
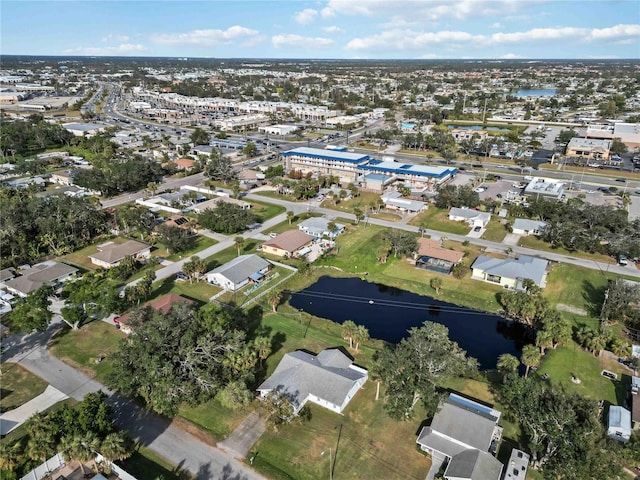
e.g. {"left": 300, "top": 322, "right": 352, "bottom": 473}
{"left": 0, "top": 384, "right": 68, "bottom": 435}
{"left": 466, "top": 227, "right": 484, "bottom": 239}
{"left": 503, "top": 233, "right": 521, "bottom": 245}
{"left": 218, "top": 411, "right": 266, "bottom": 459}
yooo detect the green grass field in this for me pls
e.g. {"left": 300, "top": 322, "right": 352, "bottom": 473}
{"left": 249, "top": 199, "right": 287, "bottom": 222}
{"left": 517, "top": 235, "right": 616, "bottom": 264}
{"left": 178, "top": 396, "right": 251, "bottom": 441}
{"left": 320, "top": 191, "right": 381, "bottom": 215}
{"left": 0, "top": 363, "right": 48, "bottom": 413}
{"left": 482, "top": 220, "right": 508, "bottom": 242}
{"left": 49, "top": 321, "right": 125, "bottom": 384}
{"left": 408, "top": 207, "right": 472, "bottom": 235}
{"left": 118, "top": 446, "right": 193, "bottom": 480}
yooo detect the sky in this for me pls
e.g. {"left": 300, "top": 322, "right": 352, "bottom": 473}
{"left": 1, "top": 0, "right": 639, "bottom": 59}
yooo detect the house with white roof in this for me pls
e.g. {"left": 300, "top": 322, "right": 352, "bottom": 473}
{"left": 298, "top": 217, "right": 345, "bottom": 239}
{"left": 448, "top": 207, "right": 491, "bottom": 228}
{"left": 381, "top": 191, "right": 427, "bottom": 213}
{"left": 471, "top": 255, "right": 548, "bottom": 290}
{"left": 607, "top": 406, "right": 631, "bottom": 443}
{"left": 257, "top": 348, "right": 368, "bottom": 414}
{"left": 511, "top": 219, "right": 547, "bottom": 236}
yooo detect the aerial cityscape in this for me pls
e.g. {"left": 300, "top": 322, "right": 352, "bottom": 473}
{"left": 1, "top": 1, "right": 640, "bottom": 480}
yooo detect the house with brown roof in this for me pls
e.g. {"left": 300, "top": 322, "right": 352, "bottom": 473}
{"left": 415, "top": 238, "right": 464, "bottom": 274}
{"left": 262, "top": 230, "right": 314, "bottom": 258}
{"left": 89, "top": 240, "right": 151, "bottom": 269}
{"left": 174, "top": 158, "right": 196, "bottom": 170}
{"left": 164, "top": 214, "right": 195, "bottom": 232}
{"left": 114, "top": 293, "right": 194, "bottom": 334}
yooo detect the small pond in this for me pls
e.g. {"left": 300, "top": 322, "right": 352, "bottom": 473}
{"left": 515, "top": 88, "right": 557, "bottom": 97}
{"left": 289, "top": 276, "right": 531, "bottom": 370}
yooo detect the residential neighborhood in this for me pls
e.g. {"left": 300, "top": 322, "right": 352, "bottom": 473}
{"left": 2, "top": 13, "right": 640, "bottom": 480}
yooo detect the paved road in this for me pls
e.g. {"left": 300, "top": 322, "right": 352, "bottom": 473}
{"left": 2, "top": 327, "right": 266, "bottom": 480}
{"left": 245, "top": 193, "right": 640, "bottom": 279}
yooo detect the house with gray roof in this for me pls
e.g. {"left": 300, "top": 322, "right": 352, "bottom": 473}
{"left": 206, "top": 254, "right": 271, "bottom": 291}
{"left": 448, "top": 207, "right": 491, "bottom": 228}
{"left": 4, "top": 261, "right": 78, "bottom": 297}
{"left": 471, "top": 255, "right": 548, "bottom": 290}
{"left": 89, "top": 240, "right": 151, "bottom": 268}
{"left": 257, "top": 349, "right": 368, "bottom": 414}
{"left": 417, "top": 393, "right": 503, "bottom": 480}
{"left": 511, "top": 219, "right": 547, "bottom": 236}
{"left": 298, "top": 217, "right": 345, "bottom": 239}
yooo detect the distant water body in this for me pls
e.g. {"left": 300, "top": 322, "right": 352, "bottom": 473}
{"left": 289, "top": 276, "right": 531, "bottom": 370}
{"left": 515, "top": 88, "right": 557, "bottom": 97}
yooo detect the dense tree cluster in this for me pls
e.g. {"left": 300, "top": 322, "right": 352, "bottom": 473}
{"left": 526, "top": 199, "right": 640, "bottom": 258}
{"left": 108, "top": 303, "right": 265, "bottom": 416}
{"left": 0, "top": 116, "right": 74, "bottom": 159}
{"left": 198, "top": 202, "right": 258, "bottom": 234}
{"left": 434, "top": 184, "right": 481, "bottom": 209}
{"left": 600, "top": 278, "right": 640, "bottom": 330}
{"left": 0, "top": 392, "right": 131, "bottom": 479}
{"left": 73, "top": 155, "right": 163, "bottom": 197}
{"left": 0, "top": 189, "right": 110, "bottom": 267}
{"left": 501, "top": 376, "right": 634, "bottom": 479}
{"left": 374, "top": 322, "right": 477, "bottom": 420}
{"left": 204, "top": 149, "right": 237, "bottom": 184}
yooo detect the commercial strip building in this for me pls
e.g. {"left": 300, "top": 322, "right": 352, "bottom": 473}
{"left": 282, "top": 147, "right": 457, "bottom": 191}
{"left": 523, "top": 177, "right": 565, "bottom": 200}
{"left": 565, "top": 138, "right": 611, "bottom": 161}
{"left": 586, "top": 122, "right": 640, "bottom": 149}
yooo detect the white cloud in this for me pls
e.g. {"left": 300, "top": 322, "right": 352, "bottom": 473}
{"left": 324, "top": 0, "right": 524, "bottom": 22}
{"left": 101, "top": 34, "right": 129, "bottom": 42}
{"left": 322, "top": 26, "right": 343, "bottom": 34}
{"left": 490, "top": 22, "right": 502, "bottom": 29}
{"left": 500, "top": 53, "right": 522, "bottom": 59}
{"left": 294, "top": 8, "right": 318, "bottom": 25}
{"left": 419, "top": 53, "right": 441, "bottom": 59}
{"left": 150, "top": 26, "right": 260, "bottom": 47}
{"left": 272, "top": 34, "right": 334, "bottom": 49}
{"left": 321, "top": 6, "right": 336, "bottom": 18}
{"left": 345, "top": 23, "right": 640, "bottom": 51}
{"left": 64, "top": 44, "right": 147, "bottom": 56}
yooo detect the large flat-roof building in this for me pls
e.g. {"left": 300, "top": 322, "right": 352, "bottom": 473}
{"left": 586, "top": 122, "right": 640, "bottom": 149}
{"left": 281, "top": 147, "right": 457, "bottom": 190}
{"left": 523, "top": 177, "right": 564, "bottom": 200}
{"left": 565, "top": 138, "right": 611, "bottom": 161}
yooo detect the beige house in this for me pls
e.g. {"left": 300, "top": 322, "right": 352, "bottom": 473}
{"left": 262, "top": 230, "right": 314, "bottom": 258}
{"left": 565, "top": 138, "right": 611, "bottom": 161}
{"left": 89, "top": 240, "right": 151, "bottom": 268}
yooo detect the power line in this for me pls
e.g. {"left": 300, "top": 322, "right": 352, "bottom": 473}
{"left": 292, "top": 291, "right": 500, "bottom": 317}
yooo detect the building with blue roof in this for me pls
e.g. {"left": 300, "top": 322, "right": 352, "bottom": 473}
{"left": 281, "top": 147, "right": 457, "bottom": 190}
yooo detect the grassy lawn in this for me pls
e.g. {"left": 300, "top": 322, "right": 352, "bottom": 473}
{"left": 119, "top": 446, "right": 193, "bottom": 480}
{"left": 260, "top": 213, "right": 323, "bottom": 237}
{"left": 0, "top": 363, "right": 48, "bottom": 413}
{"left": 216, "top": 266, "right": 295, "bottom": 306}
{"left": 536, "top": 342, "right": 629, "bottom": 405}
{"left": 543, "top": 263, "right": 611, "bottom": 316}
{"left": 408, "top": 207, "right": 472, "bottom": 235}
{"left": 148, "top": 276, "right": 222, "bottom": 304}
{"left": 251, "top": 385, "right": 431, "bottom": 480}
{"left": 178, "top": 396, "right": 252, "bottom": 442}
{"left": 254, "top": 191, "right": 308, "bottom": 203}
{"left": 156, "top": 235, "right": 217, "bottom": 261}
{"left": 202, "top": 239, "right": 260, "bottom": 271}
{"left": 517, "top": 235, "right": 616, "bottom": 264}
{"left": 49, "top": 321, "right": 125, "bottom": 384}
{"left": 320, "top": 191, "right": 381, "bottom": 215}
{"left": 369, "top": 211, "right": 403, "bottom": 222}
{"left": 482, "top": 220, "right": 508, "bottom": 242}
{"left": 249, "top": 199, "right": 287, "bottom": 222}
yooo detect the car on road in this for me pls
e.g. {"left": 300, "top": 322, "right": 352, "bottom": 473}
{"left": 269, "top": 232, "right": 278, "bottom": 238}
{"left": 615, "top": 178, "right": 626, "bottom": 182}
{"left": 618, "top": 254, "right": 628, "bottom": 266}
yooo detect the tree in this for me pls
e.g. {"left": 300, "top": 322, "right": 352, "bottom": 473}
{"left": 267, "top": 290, "right": 282, "bottom": 313}
{"left": 190, "top": 127, "right": 209, "bottom": 145}
{"left": 610, "top": 137, "right": 628, "bottom": 156}
{"left": 375, "top": 322, "right": 477, "bottom": 419}
{"left": 342, "top": 320, "right": 357, "bottom": 349}
{"left": 9, "top": 286, "right": 53, "bottom": 332}
{"left": 496, "top": 353, "right": 520, "bottom": 383}
{"left": 217, "top": 380, "right": 253, "bottom": 410}
{"left": 254, "top": 336, "right": 272, "bottom": 365}
{"left": 182, "top": 255, "right": 206, "bottom": 283}
{"left": 0, "top": 441, "right": 22, "bottom": 472}
{"left": 353, "top": 207, "right": 364, "bottom": 225}
{"left": 234, "top": 236, "right": 245, "bottom": 256}
{"left": 535, "top": 329, "right": 554, "bottom": 355}
{"left": 354, "top": 325, "right": 369, "bottom": 352}
{"left": 430, "top": 277, "right": 443, "bottom": 294}
{"left": 242, "top": 141, "right": 258, "bottom": 157}
{"left": 260, "top": 390, "right": 299, "bottom": 432}
{"left": 286, "top": 211, "right": 295, "bottom": 225}
{"left": 521, "top": 344, "right": 541, "bottom": 378}
{"left": 100, "top": 432, "right": 132, "bottom": 466}
{"left": 385, "top": 230, "right": 417, "bottom": 258}
{"left": 198, "top": 202, "right": 258, "bottom": 234}
{"left": 155, "top": 224, "right": 196, "bottom": 254}
{"left": 398, "top": 184, "right": 411, "bottom": 197}
{"left": 27, "top": 431, "right": 56, "bottom": 472}
{"left": 205, "top": 150, "right": 237, "bottom": 184}
{"left": 327, "top": 221, "right": 337, "bottom": 237}
{"left": 60, "top": 303, "right": 87, "bottom": 331}
{"left": 108, "top": 303, "right": 251, "bottom": 416}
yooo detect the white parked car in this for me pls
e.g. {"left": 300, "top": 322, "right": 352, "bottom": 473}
{"left": 473, "top": 187, "right": 486, "bottom": 193}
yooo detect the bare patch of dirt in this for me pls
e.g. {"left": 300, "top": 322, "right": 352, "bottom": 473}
{"left": 172, "top": 417, "right": 218, "bottom": 447}
{"left": 556, "top": 303, "right": 588, "bottom": 316}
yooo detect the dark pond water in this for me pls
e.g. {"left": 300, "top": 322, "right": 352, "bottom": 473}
{"left": 289, "top": 276, "right": 531, "bottom": 370}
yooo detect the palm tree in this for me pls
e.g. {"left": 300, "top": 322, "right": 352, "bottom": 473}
{"left": 75, "top": 432, "right": 101, "bottom": 474}
{"left": 354, "top": 325, "right": 369, "bottom": 352}
{"left": 521, "top": 345, "right": 541, "bottom": 378}
{"left": 254, "top": 336, "right": 272, "bottom": 366}
{"left": 267, "top": 290, "right": 282, "bottom": 313}
{"left": 286, "top": 211, "right": 295, "bottom": 225}
{"left": 430, "top": 277, "right": 443, "bottom": 294}
{"left": 327, "top": 221, "right": 337, "bottom": 238}
{"left": 100, "top": 432, "right": 132, "bottom": 468}
{"left": 27, "top": 432, "right": 56, "bottom": 474}
{"left": 341, "top": 320, "right": 357, "bottom": 349}
{"left": 353, "top": 207, "right": 364, "bottom": 225}
{"left": 234, "top": 236, "right": 245, "bottom": 256}
{"left": 496, "top": 353, "right": 520, "bottom": 383}
{"left": 0, "top": 441, "right": 22, "bottom": 472}
{"left": 535, "top": 329, "right": 554, "bottom": 355}
{"left": 419, "top": 219, "right": 429, "bottom": 237}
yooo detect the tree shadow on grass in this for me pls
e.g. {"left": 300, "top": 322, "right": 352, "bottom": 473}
{"left": 582, "top": 279, "right": 607, "bottom": 317}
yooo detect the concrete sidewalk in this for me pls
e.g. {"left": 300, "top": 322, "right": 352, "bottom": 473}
{"left": 0, "top": 384, "right": 68, "bottom": 435}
